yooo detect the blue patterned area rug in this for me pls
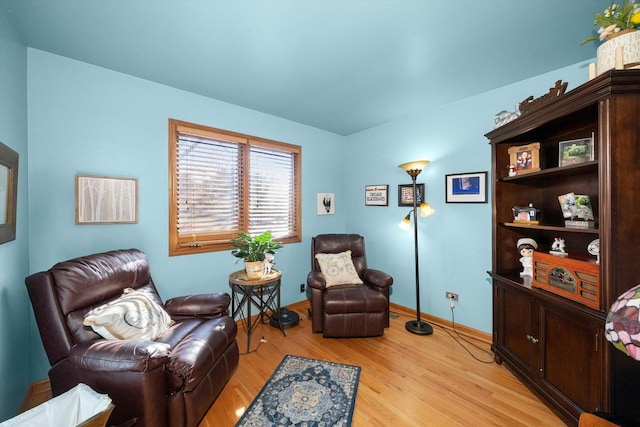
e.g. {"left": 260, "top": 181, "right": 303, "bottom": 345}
{"left": 235, "top": 355, "right": 361, "bottom": 427}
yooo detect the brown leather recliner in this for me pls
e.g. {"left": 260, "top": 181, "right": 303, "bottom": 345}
{"left": 25, "top": 249, "right": 239, "bottom": 427}
{"left": 306, "top": 234, "right": 393, "bottom": 337}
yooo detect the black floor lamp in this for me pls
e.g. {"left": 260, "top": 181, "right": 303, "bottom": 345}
{"left": 399, "top": 160, "right": 435, "bottom": 335}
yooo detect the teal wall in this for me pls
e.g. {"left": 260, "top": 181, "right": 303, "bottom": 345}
{"left": 0, "top": 5, "right": 30, "bottom": 420}
{"left": 26, "top": 49, "right": 347, "bottom": 381}
{"left": 0, "top": 10, "right": 595, "bottom": 421}
{"left": 344, "top": 62, "right": 592, "bottom": 332}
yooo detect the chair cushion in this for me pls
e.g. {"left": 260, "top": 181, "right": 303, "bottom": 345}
{"left": 83, "top": 288, "right": 174, "bottom": 341}
{"left": 323, "top": 285, "right": 387, "bottom": 314}
{"left": 315, "top": 250, "right": 363, "bottom": 287}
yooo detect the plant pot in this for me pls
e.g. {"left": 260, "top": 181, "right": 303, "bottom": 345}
{"left": 244, "top": 260, "right": 264, "bottom": 279}
{"left": 597, "top": 29, "right": 640, "bottom": 75}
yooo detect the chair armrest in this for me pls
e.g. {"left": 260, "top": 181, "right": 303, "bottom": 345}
{"left": 307, "top": 271, "right": 327, "bottom": 290}
{"left": 164, "top": 293, "right": 231, "bottom": 318}
{"left": 362, "top": 269, "right": 393, "bottom": 288}
{"left": 69, "top": 340, "right": 171, "bottom": 372}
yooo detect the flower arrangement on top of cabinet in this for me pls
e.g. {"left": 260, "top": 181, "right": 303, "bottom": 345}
{"left": 582, "top": 0, "right": 640, "bottom": 44}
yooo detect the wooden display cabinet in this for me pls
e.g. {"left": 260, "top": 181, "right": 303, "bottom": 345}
{"left": 486, "top": 70, "right": 640, "bottom": 426}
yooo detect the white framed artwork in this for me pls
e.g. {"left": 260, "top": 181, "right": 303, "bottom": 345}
{"left": 76, "top": 175, "right": 138, "bottom": 224}
{"left": 317, "top": 193, "right": 335, "bottom": 215}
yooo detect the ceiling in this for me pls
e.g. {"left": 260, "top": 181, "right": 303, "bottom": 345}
{"left": 3, "top": 0, "right": 605, "bottom": 135}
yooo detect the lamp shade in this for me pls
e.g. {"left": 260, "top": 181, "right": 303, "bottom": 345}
{"left": 398, "top": 160, "right": 430, "bottom": 174}
{"left": 420, "top": 202, "right": 435, "bottom": 217}
{"left": 605, "top": 284, "right": 640, "bottom": 361}
{"left": 399, "top": 213, "right": 412, "bottom": 230}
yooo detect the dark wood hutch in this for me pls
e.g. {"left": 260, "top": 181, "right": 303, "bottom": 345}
{"left": 485, "top": 70, "right": 640, "bottom": 426}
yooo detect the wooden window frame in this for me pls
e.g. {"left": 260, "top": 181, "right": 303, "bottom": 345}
{"left": 169, "top": 119, "right": 302, "bottom": 256}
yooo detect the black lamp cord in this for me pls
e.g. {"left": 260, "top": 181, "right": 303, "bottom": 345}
{"left": 439, "top": 304, "right": 495, "bottom": 365}
{"left": 392, "top": 306, "right": 495, "bottom": 364}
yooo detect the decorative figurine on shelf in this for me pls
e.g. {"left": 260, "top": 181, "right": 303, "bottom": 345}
{"left": 494, "top": 103, "right": 522, "bottom": 128}
{"left": 517, "top": 238, "right": 538, "bottom": 277}
{"left": 550, "top": 237, "right": 568, "bottom": 256}
{"left": 507, "top": 164, "right": 517, "bottom": 177}
{"left": 513, "top": 203, "right": 540, "bottom": 223}
{"left": 588, "top": 239, "right": 600, "bottom": 264}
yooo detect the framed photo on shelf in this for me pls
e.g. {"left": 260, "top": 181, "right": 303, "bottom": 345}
{"left": 398, "top": 184, "right": 424, "bottom": 207}
{"left": 365, "top": 185, "right": 388, "bottom": 206}
{"left": 445, "top": 171, "right": 488, "bottom": 203}
{"left": 508, "top": 142, "right": 540, "bottom": 174}
{"left": 76, "top": 175, "right": 138, "bottom": 224}
{"left": 559, "top": 137, "right": 594, "bottom": 167}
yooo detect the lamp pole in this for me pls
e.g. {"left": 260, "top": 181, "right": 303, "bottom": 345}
{"left": 399, "top": 160, "right": 433, "bottom": 335}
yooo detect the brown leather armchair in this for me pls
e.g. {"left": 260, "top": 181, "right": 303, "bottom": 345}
{"left": 25, "top": 249, "right": 239, "bottom": 427}
{"left": 306, "top": 234, "right": 393, "bottom": 337}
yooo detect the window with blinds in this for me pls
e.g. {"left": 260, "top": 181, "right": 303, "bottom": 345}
{"left": 169, "top": 119, "right": 301, "bottom": 256}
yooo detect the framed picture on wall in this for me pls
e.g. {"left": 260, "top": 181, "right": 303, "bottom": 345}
{"left": 317, "top": 192, "right": 335, "bottom": 215}
{"left": 76, "top": 175, "right": 138, "bottom": 224}
{"left": 445, "top": 171, "right": 487, "bottom": 203}
{"left": 0, "top": 140, "right": 19, "bottom": 244}
{"left": 398, "top": 184, "right": 424, "bottom": 207}
{"left": 365, "top": 185, "right": 388, "bottom": 206}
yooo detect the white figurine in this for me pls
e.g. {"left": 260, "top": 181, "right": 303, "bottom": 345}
{"left": 494, "top": 103, "right": 522, "bottom": 128}
{"left": 508, "top": 164, "right": 517, "bottom": 177}
{"left": 550, "top": 237, "right": 568, "bottom": 256}
{"left": 263, "top": 253, "right": 275, "bottom": 276}
{"left": 517, "top": 237, "right": 538, "bottom": 277}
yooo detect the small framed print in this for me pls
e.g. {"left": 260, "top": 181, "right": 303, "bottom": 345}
{"left": 445, "top": 171, "right": 488, "bottom": 203}
{"left": 398, "top": 184, "right": 424, "bottom": 207}
{"left": 317, "top": 193, "right": 335, "bottom": 215}
{"left": 76, "top": 175, "right": 138, "bottom": 224}
{"left": 559, "top": 137, "right": 594, "bottom": 167}
{"left": 508, "top": 142, "right": 540, "bottom": 174}
{"left": 365, "top": 185, "right": 388, "bottom": 206}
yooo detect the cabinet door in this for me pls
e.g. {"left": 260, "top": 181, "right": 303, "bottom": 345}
{"left": 495, "top": 283, "right": 535, "bottom": 375}
{"left": 539, "top": 303, "right": 604, "bottom": 417}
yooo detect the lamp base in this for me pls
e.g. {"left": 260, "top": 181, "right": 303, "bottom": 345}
{"left": 405, "top": 320, "right": 433, "bottom": 335}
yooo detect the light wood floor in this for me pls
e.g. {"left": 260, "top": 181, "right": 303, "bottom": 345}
{"left": 203, "top": 302, "right": 567, "bottom": 427}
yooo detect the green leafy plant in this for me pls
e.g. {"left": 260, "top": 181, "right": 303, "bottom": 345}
{"left": 582, "top": 0, "right": 640, "bottom": 45}
{"left": 230, "top": 230, "right": 283, "bottom": 262}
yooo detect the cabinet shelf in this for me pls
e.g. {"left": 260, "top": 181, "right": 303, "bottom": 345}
{"left": 499, "top": 161, "right": 598, "bottom": 183}
{"left": 502, "top": 222, "right": 599, "bottom": 234}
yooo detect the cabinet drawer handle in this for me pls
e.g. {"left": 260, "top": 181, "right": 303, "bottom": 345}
{"left": 526, "top": 334, "right": 539, "bottom": 344}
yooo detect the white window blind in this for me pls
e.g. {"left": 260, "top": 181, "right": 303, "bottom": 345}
{"left": 249, "top": 146, "right": 296, "bottom": 239}
{"left": 176, "top": 133, "right": 242, "bottom": 242}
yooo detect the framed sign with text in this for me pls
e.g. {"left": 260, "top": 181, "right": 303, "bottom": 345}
{"left": 365, "top": 185, "right": 388, "bottom": 206}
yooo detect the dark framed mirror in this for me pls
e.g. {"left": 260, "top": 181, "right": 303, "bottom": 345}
{"left": 0, "top": 140, "right": 18, "bottom": 244}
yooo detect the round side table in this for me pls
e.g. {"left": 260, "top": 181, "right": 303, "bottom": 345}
{"left": 229, "top": 269, "right": 285, "bottom": 353}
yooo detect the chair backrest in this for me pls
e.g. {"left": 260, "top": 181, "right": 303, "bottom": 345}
{"left": 311, "top": 234, "right": 368, "bottom": 273}
{"left": 25, "top": 249, "right": 161, "bottom": 366}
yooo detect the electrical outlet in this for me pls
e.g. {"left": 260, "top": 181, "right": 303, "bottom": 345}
{"left": 446, "top": 291, "right": 459, "bottom": 301}
{"left": 300, "top": 283, "right": 305, "bottom": 293}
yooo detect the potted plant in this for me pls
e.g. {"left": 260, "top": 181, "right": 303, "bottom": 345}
{"left": 230, "top": 230, "right": 283, "bottom": 279}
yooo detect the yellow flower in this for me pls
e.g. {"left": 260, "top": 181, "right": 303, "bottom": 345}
{"left": 632, "top": 11, "right": 640, "bottom": 24}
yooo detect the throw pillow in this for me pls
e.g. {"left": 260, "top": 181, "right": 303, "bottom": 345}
{"left": 84, "top": 288, "right": 174, "bottom": 341}
{"left": 315, "top": 250, "right": 363, "bottom": 287}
